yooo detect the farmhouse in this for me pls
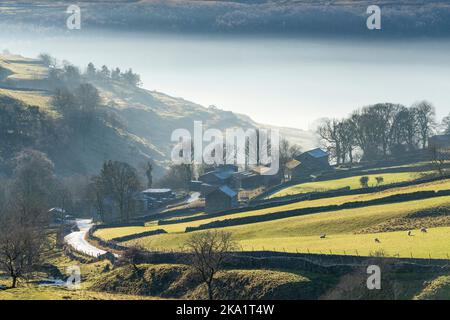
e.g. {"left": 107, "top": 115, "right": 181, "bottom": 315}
{"left": 205, "top": 185, "right": 238, "bottom": 213}
{"left": 291, "top": 148, "right": 332, "bottom": 179}
{"left": 140, "top": 188, "right": 176, "bottom": 210}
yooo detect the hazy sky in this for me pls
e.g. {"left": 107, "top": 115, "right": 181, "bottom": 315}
{"left": 2, "top": 30, "right": 450, "bottom": 130}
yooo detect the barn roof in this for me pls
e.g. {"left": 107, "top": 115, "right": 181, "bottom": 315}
{"left": 218, "top": 185, "right": 237, "bottom": 197}
{"left": 286, "top": 159, "right": 301, "bottom": 169}
{"left": 304, "top": 148, "right": 328, "bottom": 159}
{"left": 430, "top": 134, "right": 450, "bottom": 142}
{"left": 142, "top": 188, "right": 172, "bottom": 194}
{"left": 251, "top": 165, "right": 272, "bottom": 175}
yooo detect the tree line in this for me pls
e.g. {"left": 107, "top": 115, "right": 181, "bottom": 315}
{"left": 40, "top": 53, "right": 142, "bottom": 88}
{"left": 317, "top": 101, "right": 445, "bottom": 164}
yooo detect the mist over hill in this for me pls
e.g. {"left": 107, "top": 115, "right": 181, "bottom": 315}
{"left": 0, "top": 1, "right": 450, "bottom": 38}
{"left": 0, "top": 54, "right": 316, "bottom": 177}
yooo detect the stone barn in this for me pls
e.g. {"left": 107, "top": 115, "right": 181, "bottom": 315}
{"left": 291, "top": 148, "right": 332, "bottom": 179}
{"left": 205, "top": 185, "right": 238, "bottom": 214}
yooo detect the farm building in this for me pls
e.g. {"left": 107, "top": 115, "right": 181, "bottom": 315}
{"left": 232, "top": 165, "right": 281, "bottom": 189}
{"left": 291, "top": 148, "right": 332, "bottom": 179}
{"left": 197, "top": 164, "right": 238, "bottom": 186}
{"left": 140, "top": 188, "right": 176, "bottom": 210}
{"left": 429, "top": 134, "right": 450, "bottom": 149}
{"left": 205, "top": 185, "right": 238, "bottom": 213}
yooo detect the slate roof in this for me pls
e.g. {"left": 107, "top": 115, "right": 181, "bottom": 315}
{"left": 305, "top": 148, "right": 328, "bottom": 159}
{"left": 142, "top": 188, "right": 172, "bottom": 194}
{"left": 218, "top": 185, "right": 237, "bottom": 198}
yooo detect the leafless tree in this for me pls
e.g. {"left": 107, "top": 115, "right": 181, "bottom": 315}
{"left": 94, "top": 160, "right": 142, "bottom": 223}
{"left": 184, "top": 231, "right": 238, "bottom": 300}
{"left": 0, "top": 213, "right": 47, "bottom": 288}
{"left": 441, "top": 113, "right": 450, "bottom": 135}
{"left": 429, "top": 143, "right": 449, "bottom": 177}
{"left": 318, "top": 118, "right": 342, "bottom": 164}
{"left": 413, "top": 101, "right": 436, "bottom": 149}
{"left": 119, "top": 245, "right": 144, "bottom": 272}
{"left": 278, "top": 138, "right": 301, "bottom": 181}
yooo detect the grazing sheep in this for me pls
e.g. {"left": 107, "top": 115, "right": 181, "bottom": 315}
{"left": 374, "top": 238, "right": 381, "bottom": 243}
{"left": 407, "top": 230, "right": 412, "bottom": 236}
{"left": 421, "top": 227, "right": 428, "bottom": 233}
{"left": 320, "top": 234, "right": 326, "bottom": 239}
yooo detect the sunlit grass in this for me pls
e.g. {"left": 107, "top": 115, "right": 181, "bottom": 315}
{"left": 95, "top": 179, "right": 450, "bottom": 241}
{"left": 117, "top": 196, "right": 450, "bottom": 256}
{"left": 270, "top": 172, "right": 424, "bottom": 198}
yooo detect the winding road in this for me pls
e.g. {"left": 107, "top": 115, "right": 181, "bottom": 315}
{"left": 64, "top": 193, "right": 200, "bottom": 257}
{"left": 64, "top": 219, "right": 107, "bottom": 258}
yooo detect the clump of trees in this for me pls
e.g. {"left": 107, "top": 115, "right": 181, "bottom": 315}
{"left": 84, "top": 62, "right": 142, "bottom": 87}
{"left": 156, "top": 163, "right": 193, "bottom": 191}
{"left": 91, "top": 160, "right": 142, "bottom": 223}
{"left": 318, "top": 101, "right": 436, "bottom": 164}
{"left": 42, "top": 53, "right": 142, "bottom": 88}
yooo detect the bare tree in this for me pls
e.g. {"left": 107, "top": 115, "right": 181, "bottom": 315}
{"left": 119, "top": 245, "right": 144, "bottom": 272}
{"left": 413, "top": 101, "right": 435, "bottom": 149}
{"left": 184, "top": 231, "right": 238, "bottom": 300}
{"left": 441, "top": 113, "right": 450, "bottom": 135}
{"left": 0, "top": 212, "right": 47, "bottom": 288}
{"left": 38, "top": 53, "right": 56, "bottom": 68}
{"left": 144, "top": 161, "right": 153, "bottom": 188}
{"left": 94, "top": 161, "right": 142, "bottom": 223}
{"left": 0, "top": 150, "right": 56, "bottom": 287}
{"left": 429, "top": 143, "right": 449, "bottom": 177}
{"left": 278, "top": 138, "right": 301, "bottom": 181}
{"left": 318, "top": 118, "right": 342, "bottom": 164}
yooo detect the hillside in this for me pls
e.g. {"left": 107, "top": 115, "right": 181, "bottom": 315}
{"left": 94, "top": 168, "right": 450, "bottom": 259}
{"left": 0, "top": 53, "right": 315, "bottom": 177}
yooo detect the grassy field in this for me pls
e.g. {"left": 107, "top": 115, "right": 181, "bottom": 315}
{"left": 0, "top": 55, "right": 47, "bottom": 80}
{"left": 95, "top": 178, "right": 450, "bottom": 242}
{"left": 0, "top": 284, "right": 160, "bottom": 300}
{"left": 415, "top": 275, "right": 450, "bottom": 300}
{"left": 89, "top": 263, "right": 333, "bottom": 300}
{"left": 0, "top": 88, "right": 53, "bottom": 109}
{"left": 0, "top": 234, "right": 163, "bottom": 300}
{"left": 95, "top": 196, "right": 450, "bottom": 259}
{"left": 237, "top": 226, "right": 450, "bottom": 259}
{"left": 269, "top": 172, "right": 424, "bottom": 198}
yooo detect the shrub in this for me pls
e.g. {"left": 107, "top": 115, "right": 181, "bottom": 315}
{"left": 360, "top": 176, "right": 370, "bottom": 188}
